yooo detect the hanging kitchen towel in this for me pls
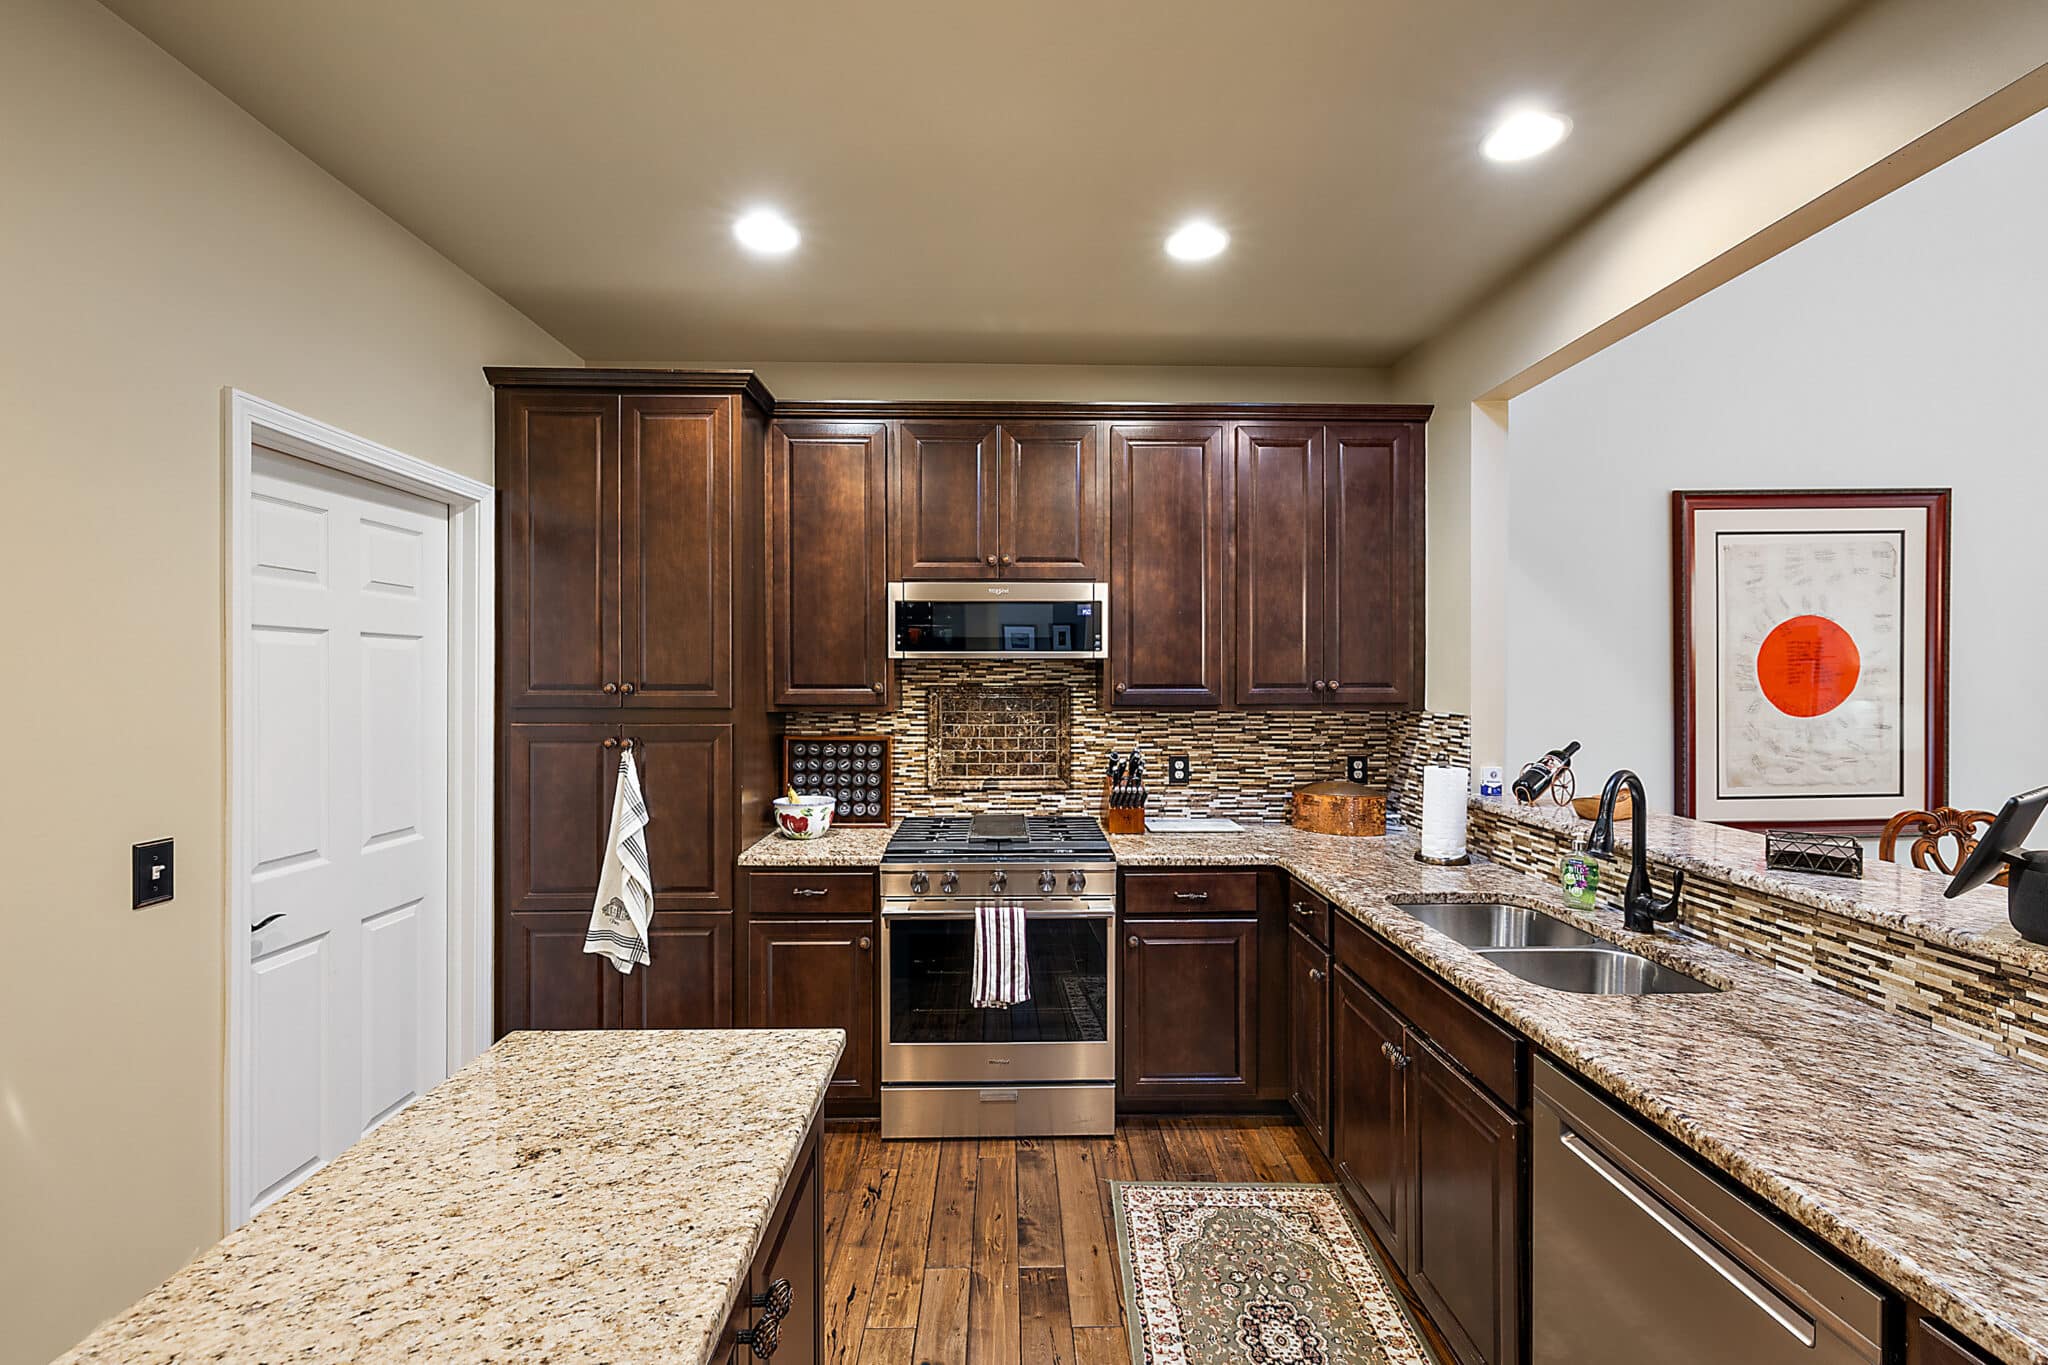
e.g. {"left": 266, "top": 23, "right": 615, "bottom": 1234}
{"left": 971, "top": 899, "right": 1032, "bottom": 1008}
{"left": 584, "top": 750, "right": 653, "bottom": 975}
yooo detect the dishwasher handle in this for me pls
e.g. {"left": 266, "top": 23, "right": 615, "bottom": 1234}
{"left": 1559, "top": 1128, "right": 1818, "bottom": 1348}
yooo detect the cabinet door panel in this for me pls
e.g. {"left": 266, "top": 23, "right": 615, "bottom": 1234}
{"left": 500, "top": 911, "right": 611, "bottom": 1032}
{"left": 1108, "top": 423, "right": 1229, "bottom": 706}
{"left": 624, "top": 724, "right": 735, "bottom": 911}
{"left": 1288, "top": 926, "right": 1332, "bottom": 1154}
{"left": 499, "top": 391, "right": 618, "bottom": 708}
{"left": 751, "top": 1130, "right": 824, "bottom": 1365}
{"left": 747, "top": 918, "right": 877, "bottom": 1101}
{"left": 1410, "top": 1035, "right": 1523, "bottom": 1365}
{"left": 999, "top": 421, "right": 1103, "bottom": 579}
{"left": 619, "top": 396, "right": 732, "bottom": 707}
{"left": 769, "top": 421, "right": 890, "bottom": 707}
{"left": 1332, "top": 966, "right": 1407, "bottom": 1263}
{"left": 624, "top": 912, "right": 733, "bottom": 1028}
{"left": 1120, "top": 916, "right": 1258, "bottom": 1100}
{"left": 1325, "top": 423, "right": 1421, "bottom": 706}
{"left": 502, "top": 723, "right": 619, "bottom": 915}
{"left": 894, "top": 421, "right": 999, "bottom": 578}
{"left": 1235, "top": 424, "right": 1326, "bottom": 705}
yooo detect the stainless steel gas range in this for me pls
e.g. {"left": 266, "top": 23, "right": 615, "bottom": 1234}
{"left": 878, "top": 813, "right": 1116, "bottom": 1139}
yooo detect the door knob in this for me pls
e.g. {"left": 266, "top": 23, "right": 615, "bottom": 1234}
{"left": 602, "top": 681, "right": 619, "bottom": 695}
{"left": 251, "top": 914, "right": 285, "bottom": 933}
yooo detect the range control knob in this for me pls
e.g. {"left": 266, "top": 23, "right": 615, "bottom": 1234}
{"left": 1068, "top": 869, "right": 1088, "bottom": 893}
{"left": 1038, "top": 870, "right": 1057, "bottom": 893}
{"left": 909, "top": 870, "right": 929, "bottom": 895}
{"left": 940, "top": 870, "right": 959, "bottom": 894}
{"left": 990, "top": 869, "right": 1008, "bottom": 893}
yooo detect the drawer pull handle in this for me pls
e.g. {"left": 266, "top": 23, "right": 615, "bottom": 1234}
{"left": 1292, "top": 902, "right": 1314, "bottom": 916}
{"left": 791, "top": 888, "right": 829, "bottom": 898}
{"left": 1380, "top": 1041, "right": 1409, "bottom": 1070}
{"left": 1173, "top": 890, "right": 1210, "bottom": 903}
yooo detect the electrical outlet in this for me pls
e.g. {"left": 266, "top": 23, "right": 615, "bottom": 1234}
{"left": 1167, "top": 755, "right": 1192, "bottom": 785}
{"left": 1346, "top": 755, "right": 1372, "bottom": 785}
{"left": 133, "top": 839, "right": 174, "bottom": 908}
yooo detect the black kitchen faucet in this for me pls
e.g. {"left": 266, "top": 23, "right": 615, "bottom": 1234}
{"left": 1586, "top": 769, "right": 1686, "bottom": 933}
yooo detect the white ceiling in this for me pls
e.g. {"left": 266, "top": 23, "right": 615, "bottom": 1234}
{"left": 104, "top": 0, "right": 1857, "bottom": 366}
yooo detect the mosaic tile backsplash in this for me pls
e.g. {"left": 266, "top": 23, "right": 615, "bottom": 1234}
{"left": 784, "top": 660, "right": 1470, "bottom": 822}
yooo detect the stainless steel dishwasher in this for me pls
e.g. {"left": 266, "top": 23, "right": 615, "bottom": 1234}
{"left": 1533, "top": 1060, "right": 1885, "bottom": 1365}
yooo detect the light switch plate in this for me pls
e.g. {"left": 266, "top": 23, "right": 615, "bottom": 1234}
{"left": 1167, "top": 755, "right": 1192, "bottom": 785}
{"left": 133, "top": 839, "right": 174, "bottom": 909}
{"left": 1346, "top": 755, "right": 1372, "bottom": 785}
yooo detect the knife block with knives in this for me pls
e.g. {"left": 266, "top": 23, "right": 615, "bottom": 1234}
{"left": 1101, "top": 750, "right": 1148, "bottom": 834}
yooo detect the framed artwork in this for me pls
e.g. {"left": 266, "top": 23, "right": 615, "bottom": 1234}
{"left": 1002, "top": 625, "right": 1037, "bottom": 650}
{"left": 1673, "top": 489, "right": 1950, "bottom": 833}
{"left": 1051, "top": 624, "right": 1074, "bottom": 651}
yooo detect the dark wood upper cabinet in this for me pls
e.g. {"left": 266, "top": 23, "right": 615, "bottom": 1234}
{"left": 892, "top": 420, "right": 1000, "bottom": 578}
{"left": 1325, "top": 423, "right": 1422, "bottom": 706}
{"left": 619, "top": 395, "right": 734, "bottom": 708}
{"left": 498, "top": 390, "right": 619, "bottom": 709}
{"left": 998, "top": 421, "right": 1104, "bottom": 579}
{"left": 1108, "top": 422, "right": 1229, "bottom": 707}
{"left": 1234, "top": 423, "right": 1327, "bottom": 705}
{"left": 768, "top": 421, "right": 890, "bottom": 708}
{"left": 746, "top": 915, "right": 878, "bottom": 1102}
{"left": 1407, "top": 1034, "right": 1523, "bottom": 1365}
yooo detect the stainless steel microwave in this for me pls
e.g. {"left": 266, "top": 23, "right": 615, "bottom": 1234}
{"left": 887, "top": 581, "right": 1109, "bottom": 659}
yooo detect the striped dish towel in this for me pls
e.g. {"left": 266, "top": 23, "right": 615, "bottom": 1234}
{"left": 584, "top": 750, "right": 653, "bottom": 974}
{"left": 971, "top": 900, "right": 1031, "bottom": 1008}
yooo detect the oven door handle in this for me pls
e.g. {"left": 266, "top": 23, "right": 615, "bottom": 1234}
{"left": 881, "top": 904, "right": 1114, "bottom": 920}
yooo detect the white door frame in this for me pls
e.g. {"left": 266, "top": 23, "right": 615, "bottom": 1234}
{"left": 223, "top": 388, "right": 494, "bottom": 1228}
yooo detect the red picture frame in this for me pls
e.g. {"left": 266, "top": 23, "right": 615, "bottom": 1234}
{"left": 1672, "top": 489, "right": 1950, "bottom": 834}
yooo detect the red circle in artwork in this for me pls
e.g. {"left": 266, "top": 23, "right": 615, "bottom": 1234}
{"left": 1756, "top": 615, "right": 1862, "bottom": 717}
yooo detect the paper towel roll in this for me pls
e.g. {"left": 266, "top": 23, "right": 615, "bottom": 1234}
{"left": 1420, "top": 765, "right": 1469, "bottom": 861}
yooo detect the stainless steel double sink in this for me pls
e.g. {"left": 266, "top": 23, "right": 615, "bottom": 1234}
{"left": 1391, "top": 902, "right": 1721, "bottom": 996}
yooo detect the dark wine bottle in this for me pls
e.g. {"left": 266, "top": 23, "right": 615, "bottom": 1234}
{"left": 1512, "top": 740, "right": 1581, "bottom": 804}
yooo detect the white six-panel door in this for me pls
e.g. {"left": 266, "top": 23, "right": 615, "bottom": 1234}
{"left": 243, "top": 446, "right": 449, "bottom": 1214}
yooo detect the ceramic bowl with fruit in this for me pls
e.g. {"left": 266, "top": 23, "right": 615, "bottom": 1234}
{"left": 772, "top": 790, "right": 837, "bottom": 840}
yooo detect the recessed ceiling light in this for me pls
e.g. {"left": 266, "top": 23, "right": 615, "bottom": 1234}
{"left": 733, "top": 208, "right": 800, "bottom": 255}
{"left": 1482, "top": 109, "right": 1571, "bottom": 163}
{"left": 1165, "top": 220, "right": 1229, "bottom": 262}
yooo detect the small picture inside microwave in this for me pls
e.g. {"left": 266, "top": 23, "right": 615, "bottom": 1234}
{"left": 1002, "top": 625, "right": 1036, "bottom": 650}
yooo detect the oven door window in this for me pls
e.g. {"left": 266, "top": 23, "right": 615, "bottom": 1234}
{"left": 888, "top": 916, "right": 1109, "bottom": 1044}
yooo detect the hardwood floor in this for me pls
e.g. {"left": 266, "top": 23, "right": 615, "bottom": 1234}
{"left": 818, "top": 1116, "right": 1342, "bottom": 1365}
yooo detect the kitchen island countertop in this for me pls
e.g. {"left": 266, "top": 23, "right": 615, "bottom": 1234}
{"left": 56, "top": 1029, "right": 845, "bottom": 1365}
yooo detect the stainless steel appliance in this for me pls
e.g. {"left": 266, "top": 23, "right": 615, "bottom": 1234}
{"left": 887, "top": 581, "right": 1108, "bottom": 659}
{"left": 879, "top": 813, "right": 1116, "bottom": 1138}
{"left": 1533, "top": 1060, "right": 1883, "bottom": 1365}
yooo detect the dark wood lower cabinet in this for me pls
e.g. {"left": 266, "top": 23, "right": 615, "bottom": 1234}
{"left": 501, "top": 911, "right": 732, "bottom": 1030}
{"left": 1119, "top": 915, "right": 1259, "bottom": 1102}
{"left": 1332, "top": 965, "right": 1409, "bottom": 1263}
{"left": 721, "top": 1116, "right": 823, "bottom": 1365}
{"left": 1286, "top": 925, "right": 1331, "bottom": 1153}
{"left": 746, "top": 917, "right": 877, "bottom": 1102}
{"left": 1912, "top": 1315, "right": 1997, "bottom": 1365}
{"left": 1407, "top": 1035, "right": 1523, "bottom": 1365}
{"left": 624, "top": 912, "right": 733, "bottom": 1027}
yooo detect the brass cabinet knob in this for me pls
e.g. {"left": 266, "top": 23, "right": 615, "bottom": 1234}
{"left": 1309, "top": 967, "right": 1325, "bottom": 983}
{"left": 858, "top": 936, "right": 873, "bottom": 951}
{"left": 1127, "top": 935, "right": 1140, "bottom": 949}
{"left": 619, "top": 737, "right": 636, "bottom": 751}
{"left": 619, "top": 681, "right": 636, "bottom": 695}
{"left": 1000, "top": 555, "right": 1014, "bottom": 566}
{"left": 1114, "top": 682, "right": 1128, "bottom": 695}
{"left": 985, "top": 554, "right": 999, "bottom": 566}
{"left": 871, "top": 682, "right": 885, "bottom": 694}
{"left": 602, "top": 681, "right": 619, "bottom": 694}
{"left": 1312, "top": 680, "right": 1327, "bottom": 693}
{"left": 603, "top": 737, "right": 618, "bottom": 750}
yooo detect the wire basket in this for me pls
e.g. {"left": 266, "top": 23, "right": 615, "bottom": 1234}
{"left": 1764, "top": 829, "right": 1863, "bottom": 879}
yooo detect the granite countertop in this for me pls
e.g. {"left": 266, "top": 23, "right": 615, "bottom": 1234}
{"left": 739, "top": 822, "right": 899, "bottom": 867}
{"left": 57, "top": 1029, "right": 846, "bottom": 1365}
{"left": 1113, "top": 822, "right": 2048, "bottom": 1365}
{"left": 1478, "top": 797, "right": 2047, "bottom": 975}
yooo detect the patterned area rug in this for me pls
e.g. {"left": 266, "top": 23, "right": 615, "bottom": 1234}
{"left": 1112, "top": 1182, "right": 1439, "bottom": 1365}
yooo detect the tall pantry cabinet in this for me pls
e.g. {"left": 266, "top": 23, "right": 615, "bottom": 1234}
{"left": 490, "top": 368, "right": 781, "bottom": 1035}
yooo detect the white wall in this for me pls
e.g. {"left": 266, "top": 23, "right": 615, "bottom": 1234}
{"left": 0, "top": 2, "right": 576, "bottom": 1360}
{"left": 1505, "top": 106, "right": 2048, "bottom": 810}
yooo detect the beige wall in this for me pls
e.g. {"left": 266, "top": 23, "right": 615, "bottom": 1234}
{"left": 601, "top": 359, "right": 1391, "bottom": 404}
{"left": 1393, "top": 0, "right": 2048, "bottom": 747}
{"left": 0, "top": 2, "right": 576, "bottom": 1360}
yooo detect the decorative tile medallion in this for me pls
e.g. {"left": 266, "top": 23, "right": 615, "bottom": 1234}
{"left": 1113, "top": 1182, "right": 1439, "bottom": 1365}
{"left": 926, "top": 682, "right": 1070, "bottom": 791}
